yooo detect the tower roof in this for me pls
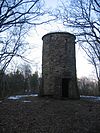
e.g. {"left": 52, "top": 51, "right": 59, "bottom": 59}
{"left": 42, "top": 32, "right": 76, "bottom": 40}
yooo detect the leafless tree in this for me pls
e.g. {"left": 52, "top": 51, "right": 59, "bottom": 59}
{"left": 55, "top": 0, "right": 100, "bottom": 91}
{"left": 20, "top": 63, "right": 32, "bottom": 93}
{"left": 78, "top": 77, "right": 99, "bottom": 96}
{"left": 0, "top": 0, "right": 51, "bottom": 72}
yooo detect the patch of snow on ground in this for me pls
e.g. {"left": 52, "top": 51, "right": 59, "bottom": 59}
{"left": 8, "top": 94, "right": 38, "bottom": 100}
{"left": 7, "top": 94, "right": 100, "bottom": 101}
{"left": 22, "top": 100, "right": 32, "bottom": 103}
{"left": 80, "top": 95, "right": 100, "bottom": 101}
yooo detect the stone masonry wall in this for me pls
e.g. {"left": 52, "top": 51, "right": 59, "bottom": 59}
{"left": 41, "top": 32, "right": 80, "bottom": 99}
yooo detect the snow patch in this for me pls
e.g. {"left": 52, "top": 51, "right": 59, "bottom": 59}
{"left": 80, "top": 95, "right": 100, "bottom": 101}
{"left": 22, "top": 100, "right": 31, "bottom": 103}
{"left": 8, "top": 94, "right": 38, "bottom": 100}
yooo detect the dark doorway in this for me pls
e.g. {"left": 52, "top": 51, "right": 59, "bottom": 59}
{"left": 62, "top": 78, "right": 70, "bottom": 97}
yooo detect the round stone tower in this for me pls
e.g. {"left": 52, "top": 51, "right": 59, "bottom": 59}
{"left": 40, "top": 32, "right": 80, "bottom": 99}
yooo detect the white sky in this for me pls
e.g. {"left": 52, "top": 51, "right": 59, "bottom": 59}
{"left": 24, "top": 0, "right": 96, "bottom": 80}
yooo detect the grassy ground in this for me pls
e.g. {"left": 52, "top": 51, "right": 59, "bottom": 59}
{"left": 0, "top": 96, "right": 100, "bottom": 133}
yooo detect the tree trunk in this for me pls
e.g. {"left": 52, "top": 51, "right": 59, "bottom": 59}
{"left": 98, "top": 79, "right": 100, "bottom": 96}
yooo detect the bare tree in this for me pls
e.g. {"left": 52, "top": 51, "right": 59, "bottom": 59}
{"left": 78, "top": 77, "right": 99, "bottom": 96}
{"left": 0, "top": 0, "right": 50, "bottom": 72}
{"left": 55, "top": 0, "right": 100, "bottom": 91}
{"left": 21, "top": 63, "right": 32, "bottom": 93}
{"left": 0, "top": 0, "right": 46, "bottom": 32}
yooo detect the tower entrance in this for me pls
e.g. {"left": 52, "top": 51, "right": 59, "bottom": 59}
{"left": 62, "top": 78, "right": 70, "bottom": 97}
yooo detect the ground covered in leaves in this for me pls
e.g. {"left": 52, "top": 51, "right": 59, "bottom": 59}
{"left": 0, "top": 96, "right": 100, "bottom": 133}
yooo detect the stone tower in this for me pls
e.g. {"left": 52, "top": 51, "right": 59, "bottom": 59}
{"left": 40, "top": 32, "right": 80, "bottom": 99}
